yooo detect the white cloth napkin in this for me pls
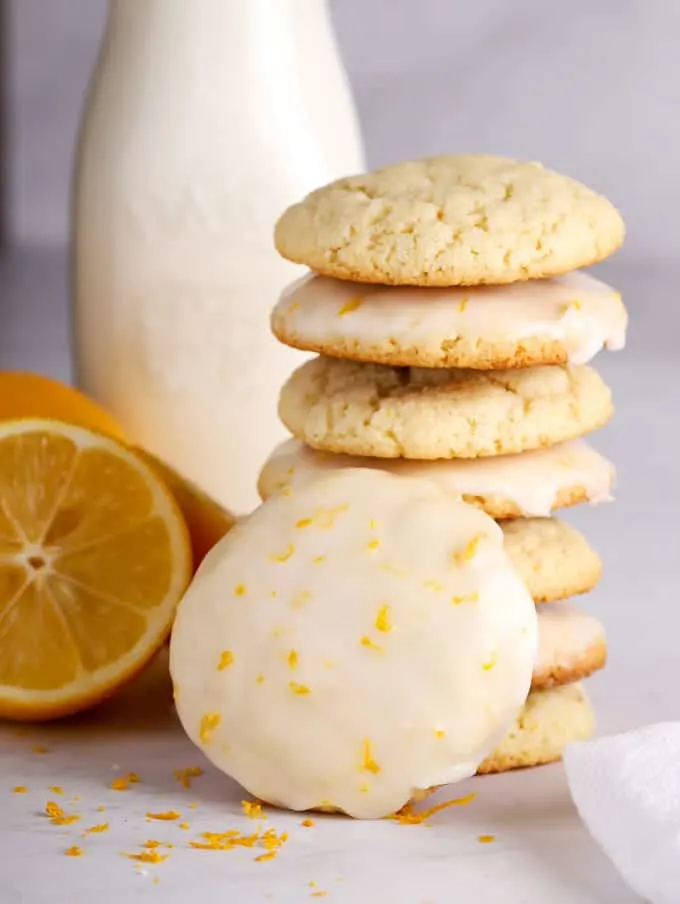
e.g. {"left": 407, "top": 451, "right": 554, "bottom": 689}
{"left": 564, "top": 722, "right": 680, "bottom": 904}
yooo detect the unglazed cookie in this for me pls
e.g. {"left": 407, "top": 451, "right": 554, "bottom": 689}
{"left": 502, "top": 518, "right": 602, "bottom": 603}
{"left": 272, "top": 271, "right": 627, "bottom": 369}
{"left": 258, "top": 438, "right": 615, "bottom": 520}
{"left": 532, "top": 603, "right": 607, "bottom": 689}
{"left": 274, "top": 155, "right": 624, "bottom": 286}
{"left": 279, "top": 358, "right": 613, "bottom": 459}
{"left": 170, "top": 469, "right": 537, "bottom": 819}
{"left": 477, "top": 683, "right": 595, "bottom": 774}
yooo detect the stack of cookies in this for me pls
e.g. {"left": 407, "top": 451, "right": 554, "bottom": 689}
{"left": 260, "top": 155, "right": 627, "bottom": 774}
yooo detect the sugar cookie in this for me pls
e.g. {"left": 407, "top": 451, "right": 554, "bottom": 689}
{"left": 503, "top": 518, "right": 602, "bottom": 603}
{"left": 279, "top": 358, "right": 613, "bottom": 459}
{"left": 272, "top": 271, "right": 627, "bottom": 369}
{"left": 532, "top": 604, "right": 606, "bottom": 689}
{"left": 478, "top": 683, "right": 595, "bottom": 774}
{"left": 274, "top": 155, "right": 624, "bottom": 286}
{"left": 170, "top": 469, "right": 537, "bottom": 819}
{"left": 258, "top": 438, "right": 615, "bottom": 520}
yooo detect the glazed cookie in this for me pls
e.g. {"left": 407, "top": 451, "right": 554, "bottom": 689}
{"left": 502, "top": 518, "right": 602, "bottom": 603}
{"left": 170, "top": 469, "right": 537, "bottom": 819}
{"left": 279, "top": 358, "right": 613, "bottom": 459}
{"left": 274, "top": 155, "right": 624, "bottom": 286}
{"left": 272, "top": 271, "right": 627, "bottom": 369}
{"left": 532, "top": 603, "right": 607, "bottom": 689}
{"left": 477, "top": 683, "right": 595, "bottom": 774}
{"left": 258, "top": 438, "right": 615, "bottom": 520}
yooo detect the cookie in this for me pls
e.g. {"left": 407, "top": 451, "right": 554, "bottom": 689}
{"left": 272, "top": 271, "right": 627, "bottom": 369}
{"left": 279, "top": 358, "right": 613, "bottom": 459}
{"left": 170, "top": 468, "right": 537, "bottom": 820}
{"left": 532, "top": 603, "right": 606, "bottom": 689}
{"left": 274, "top": 155, "right": 624, "bottom": 287}
{"left": 502, "top": 518, "right": 602, "bottom": 603}
{"left": 258, "top": 438, "right": 615, "bottom": 520}
{"left": 477, "top": 683, "right": 595, "bottom": 774}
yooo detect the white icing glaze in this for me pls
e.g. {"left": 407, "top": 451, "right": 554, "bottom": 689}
{"left": 536, "top": 604, "right": 606, "bottom": 673}
{"left": 170, "top": 469, "right": 537, "bottom": 819}
{"left": 272, "top": 271, "right": 627, "bottom": 365}
{"left": 258, "top": 438, "right": 616, "bottom": 518}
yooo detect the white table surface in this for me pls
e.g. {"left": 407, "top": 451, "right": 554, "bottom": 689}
{"left": 0, "top": 247, "right": 676, "bottom": 903}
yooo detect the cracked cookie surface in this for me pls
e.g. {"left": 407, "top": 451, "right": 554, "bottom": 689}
{"left": 278, "top": 357, "right": 613, "bottom": 459}
{"left": 274, "top": 155, "right": 624, "bottom": 286}
{"left": 501, "top": 517, "right": 602, "bottom": 603}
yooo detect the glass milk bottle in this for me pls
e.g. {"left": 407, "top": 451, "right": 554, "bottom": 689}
{"left": 72, "top": 0, "right": 364, "bottom": 514}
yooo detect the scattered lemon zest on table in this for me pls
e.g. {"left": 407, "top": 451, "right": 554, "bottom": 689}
{"left": 65, "top": 846, "right": 84, "bottom": 857}
{"left": 12, "top": 786, "right": 28, "bottom": 794}
{"left": 83, "top": 823, "right": 110, "bottom": 835}
{"left": 97, "top": 805, "right": 107, "bottom": 812}
{"left": 478, "top": 834, "right": 496, "bottom": 844}
{"left": 146, "top": 810, "right": 182, "bottom": 821}
{"left": 188, "top": 826, "right": 289, "bottom": 861}
{"left": 144, "top": 840, "right": 174, "bottom": 850}
{"left": 242, "top": 800, "right": 266, "bottom": 820}
{"left": 48, "top": 785, "right": 64, "bottom": 795}
{"left": 390, "top": 792, "right": 476, "bottom": 825}
{"left": 189, "top": 802, "right": 198, "bottom": 810}
{"left": 301, "top": 818, "right": 315, "bottom": 827}
{"left": 45, "top": 801, "right": 81, "bottom": 826}
{"left": 32, "top": 745, "right": 50, "bottom": 754}
{"left": 178, "top": 821, "right": 190, "bottom": 830}
{"left": 174, "top": 766, "right": 203, "bottom": 789}
{"left": 111, "top": 773, "right": 140, "bottom": 791}
{"left": 124, "top": 849, "right": 169, "bottom": 864}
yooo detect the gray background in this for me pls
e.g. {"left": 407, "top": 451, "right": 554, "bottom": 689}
{"left": 5, "top": 0, "right": 680, "bottom": 260}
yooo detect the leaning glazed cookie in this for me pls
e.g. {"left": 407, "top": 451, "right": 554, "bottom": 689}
{"left": 279, "top": 357, "right": 613, "bottom": 459}
{"left": 532, "top": 603, "right": 607, "bottom": 689}
{"left": 170, "top": 469, "right": 537, "bottom": 819}
{"left": 258, "top": 438, "right": 615, "bottom": 520}
{"left": 272, "top": 271, "right": 627, "bottom": 369}
{"left": 477, "top": 683, "right": 595, "bottom": 774}
{"left": 274, "top": 155, "right": 624, "bottom": 286}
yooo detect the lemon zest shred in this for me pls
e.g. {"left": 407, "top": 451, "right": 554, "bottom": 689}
{"left": 289, "top": 682, "right": 311, "bottom": 696}
{"left": 218, "top": 650, "right": 235, "bottom": 670}
{"left": 375, "top": 605, "right": 392, "bottom": 633}
{"left": 199, "top": 713, "right": 221, "bottom": 744}
{"left": 271, "top": 544, "right": 295, "bottom": 563}
{"left": 338, "top": 296, "right": 363, "bottom": 316}
{"left": 361, "top": 739, "right": 380, "bottom": 774}
{"left": 110, "top": 772, "right": 140, "bottom": 791}
{"left": 65, "top": 846, "right": 84, "bottom": 857}
{"left": 146, "top": 810, "right": 181, "bottom": 821}
{"left": 391, "top": 792, "right": 476, "bottom": 824}
{"left": 174, "top": 766, "right": 203, "bottom": 789}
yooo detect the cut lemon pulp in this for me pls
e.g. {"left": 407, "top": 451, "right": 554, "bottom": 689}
{"left": 0, "top": 418, "right": 192, "bottom": 721}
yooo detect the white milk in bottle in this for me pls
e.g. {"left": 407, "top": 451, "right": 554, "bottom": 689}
{"left": 73, "top": 0, "right": 364, "bottom": 514}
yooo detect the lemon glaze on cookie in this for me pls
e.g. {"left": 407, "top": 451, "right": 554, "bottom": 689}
{"left": 169, "top": 469, "right": 537, "bottom": 819}
{"left": 272, "top": 271, "right": 627, "bottom": 369}
{"left": 533, "top": 604, "right": 607, "bottom": 689}
{"left": 258, "top": 437, "right": 615, "bottom": 519}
